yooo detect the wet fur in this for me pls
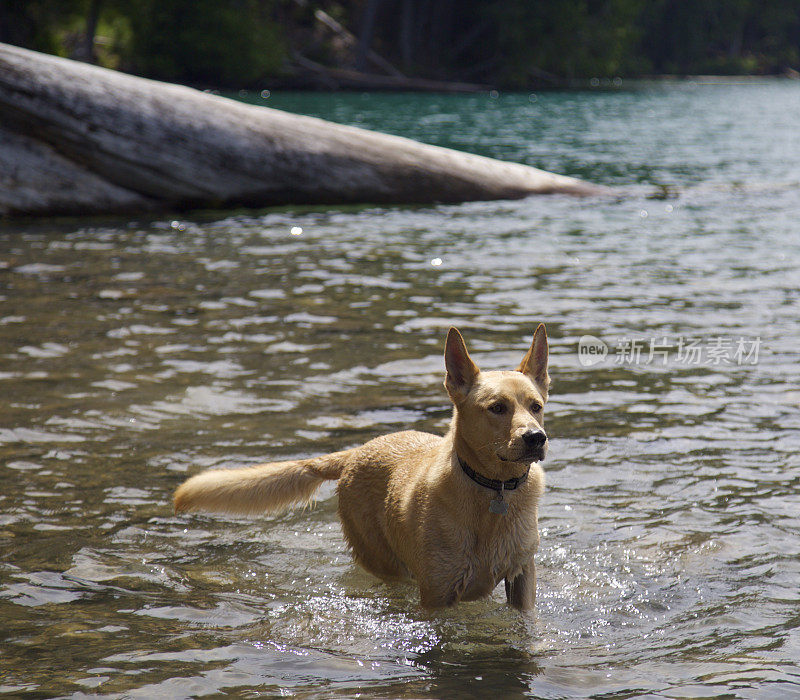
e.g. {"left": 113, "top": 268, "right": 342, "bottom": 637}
{"left": 174, "top": 325, "right": 550, "bottom": 610}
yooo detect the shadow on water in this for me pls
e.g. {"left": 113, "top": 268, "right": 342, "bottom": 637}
{"left": 409, "top": 642, "right": 544, "bottom": 699}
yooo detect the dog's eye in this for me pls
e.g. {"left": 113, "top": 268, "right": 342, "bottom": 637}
{"left": 530, "top": 402, "right": 542, "bottom": 413}
{"left": 488, "top": 402, "right": 507, "bottom": 415}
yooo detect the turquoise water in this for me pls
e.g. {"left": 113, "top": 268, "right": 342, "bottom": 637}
{"left": 253, "top": 81, "right": 800, "bottom": 190}
{"left": 1, "top": 82, "right": 800, "bottom": 698}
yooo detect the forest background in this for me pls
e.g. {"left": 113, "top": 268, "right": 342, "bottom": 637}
{"left": 3, "top": 0, "right": 800, "bottom": 90}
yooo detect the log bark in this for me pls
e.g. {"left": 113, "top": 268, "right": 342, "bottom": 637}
{"left": 0, "top": 43, "right": 607, "bottom": 218}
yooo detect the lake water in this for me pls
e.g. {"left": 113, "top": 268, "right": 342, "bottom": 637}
{"left": 2, "top": 81, "right": 800, "bottom": 698}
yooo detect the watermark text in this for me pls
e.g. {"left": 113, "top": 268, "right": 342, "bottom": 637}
{"left": 578, "top": 335, "right": 760, "bottom": 367}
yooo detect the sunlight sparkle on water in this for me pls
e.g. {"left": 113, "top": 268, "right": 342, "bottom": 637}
{"left": 3, "top": 83, "right": 800, "bottom": 700}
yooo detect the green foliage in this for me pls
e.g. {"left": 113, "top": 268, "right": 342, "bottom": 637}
{"left": 0, "top": 0, "right": 85, "bottom": 55}
{"left": 2, "top": 0, "right": 799, "bottom": 87}
{"left": 357, "top": 0, "right": 799, "bottom": 85}
{"left": 123, "top": 0, "right": 283, "bottom": 86}
{"left": 485, "top": 0, "right": 643, "bottom": 84}
{"left": 638, "top": 0, "right": 800, "bottom": 76}
{"left": 0, "top": 0, "right": 283, "bottom": 86}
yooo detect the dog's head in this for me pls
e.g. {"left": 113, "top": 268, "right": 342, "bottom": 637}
{"left": 444, "top": 325, "right": 549, "bottom": 476}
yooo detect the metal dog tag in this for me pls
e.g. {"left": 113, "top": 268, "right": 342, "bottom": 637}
{"left": 489, "top": 490, "right": 508, "bottom": 515}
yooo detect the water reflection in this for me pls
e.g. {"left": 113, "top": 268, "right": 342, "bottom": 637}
{"left": 2, "top": 85, "right": 800, "bottom": 697}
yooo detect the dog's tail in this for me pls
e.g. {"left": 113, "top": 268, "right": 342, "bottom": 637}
{"left": 173, "top": 451, "right": 349, "bottom": 517}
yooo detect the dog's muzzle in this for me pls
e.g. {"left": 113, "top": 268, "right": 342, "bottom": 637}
{"left": 521, "top": 429, "right": 547, "bottom": 462}
{"left": 499, "top": 429, "right": 548, "bottom": 463}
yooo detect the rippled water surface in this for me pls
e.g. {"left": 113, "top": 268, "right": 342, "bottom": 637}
{"left": 2, "top": 83, "right": 800, "bottom": 698}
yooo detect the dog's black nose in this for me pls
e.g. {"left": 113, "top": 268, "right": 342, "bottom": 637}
{"left": 522, "top": 429, "right": 547, "bottom": 448}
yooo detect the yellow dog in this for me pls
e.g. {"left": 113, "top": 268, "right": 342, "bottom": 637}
{"left": 175, "top": 325, "right": 549, "bottom": 609}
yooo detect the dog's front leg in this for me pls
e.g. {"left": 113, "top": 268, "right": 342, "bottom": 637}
{"left": 505, "top": 560, "right": 536, "bottom": 610}
{"left": 418, "top": 564, "right": 472, "bottom": 609}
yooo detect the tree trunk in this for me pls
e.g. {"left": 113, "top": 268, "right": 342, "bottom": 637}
{"left": 79, "top": 0, "right": 103, "bottom": 63}
{"left": 400, "top": 0, "right": 415, "bottom": 70}
{"left": 356, "top": 0, "right": 383, "bottom": 72}
{"left": 0, "top": 43, "right": 607, "bottom": 218}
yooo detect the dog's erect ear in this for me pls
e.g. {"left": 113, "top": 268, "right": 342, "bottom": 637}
{"left": 517, "top": 323, "right": 549, "bottom": 395}
{"left": 444, "top": 327, "right": 480, "bottom": 400}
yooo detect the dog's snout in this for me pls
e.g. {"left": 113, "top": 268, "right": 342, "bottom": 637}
{"left": 522, "top": 429, "right": 547, "bottom": 448}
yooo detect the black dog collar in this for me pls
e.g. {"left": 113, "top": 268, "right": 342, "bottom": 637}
{"left": 457, "top": 455, "right": 530, "bottom": 494}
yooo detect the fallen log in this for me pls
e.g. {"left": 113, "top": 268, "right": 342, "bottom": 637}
{"left": 290, "top": 53, "right": 493, "bottom": 93}
{"left": 0, "top": 43, "right": 607, "bottom": 218}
